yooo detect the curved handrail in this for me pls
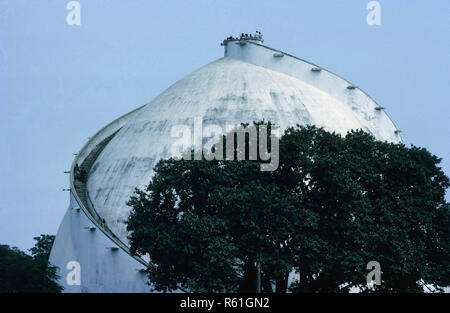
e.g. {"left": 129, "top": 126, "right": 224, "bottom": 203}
{"left": 245, "top": 41, "right": 403, "bottom": 143}
{"left": 70, "top": 105, "right": 148, "bottom": 267}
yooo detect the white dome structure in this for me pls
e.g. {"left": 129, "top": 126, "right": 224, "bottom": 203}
{"left": 50, "top": 35, "right": 401, "bottom": 292}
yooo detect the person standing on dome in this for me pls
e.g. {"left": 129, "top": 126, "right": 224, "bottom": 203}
{"left": 258, "top": 31, "right": 263, "bottom": 41}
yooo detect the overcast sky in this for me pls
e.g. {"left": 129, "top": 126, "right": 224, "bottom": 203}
{"left": 1, "top": 0, "right": 449, "bottom": 251}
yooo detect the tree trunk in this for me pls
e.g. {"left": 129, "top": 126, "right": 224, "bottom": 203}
{"left": 275, "top": 272, "right": 288, "bottom": 293}
{"left": 297, "top": 271, "right": 311, "bottom": 293}
{"left": 256, "top": 262, "right": 261, "bottom": 293}
{"left": 238, "top": 261, "right": 257, "bottom": 293}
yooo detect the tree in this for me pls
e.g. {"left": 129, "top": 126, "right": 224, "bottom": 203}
{"left": 0, "top": 241, "right": 62, "bottom": 293}
{"left": 126, "top": 123, "right": 450, "bottom": 293}
{"left": 29, "top": 234, "right": 55, "bottom": 262}
{"left": 278, "top": 127, "right": 450, "bottom": 292}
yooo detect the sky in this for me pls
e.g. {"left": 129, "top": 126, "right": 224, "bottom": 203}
{"left": 0, "top": 0, "right": 449, "bottom": 252}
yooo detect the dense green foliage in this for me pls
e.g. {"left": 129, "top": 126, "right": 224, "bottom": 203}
{"left": 29, "top": 234, "right": 55, "bottom": 262}
{"left": 126, "top": 124, "right": 449, "bottom": 293}
{"left": 0, "top": 235, "right": 62, "bottom": 293}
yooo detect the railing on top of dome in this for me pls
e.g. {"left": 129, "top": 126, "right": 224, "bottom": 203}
{"left": 221, "top": 32, "right": 264, "bottom": 46}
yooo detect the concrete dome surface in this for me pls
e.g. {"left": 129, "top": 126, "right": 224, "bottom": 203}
{"left": 87, "top": 56, "right": 399, "bottom": 245}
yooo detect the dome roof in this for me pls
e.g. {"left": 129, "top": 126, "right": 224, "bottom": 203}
{"left": 86, "top": 46, "right": 400, "bottom": 245}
